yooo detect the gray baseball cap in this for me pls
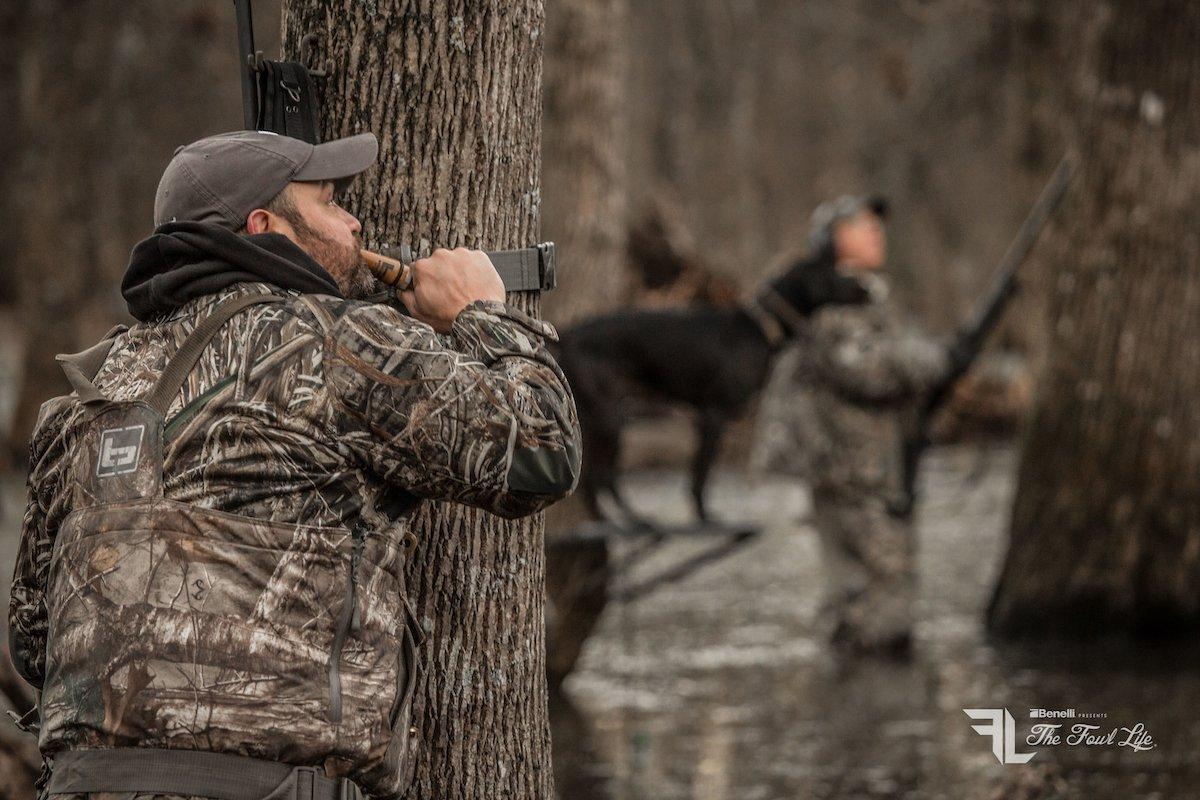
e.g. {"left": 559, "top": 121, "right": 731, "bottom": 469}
{"left": 153, "top": 130, "right": 378, "bottom": 229}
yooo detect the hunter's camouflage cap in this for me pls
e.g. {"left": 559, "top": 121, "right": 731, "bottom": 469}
{"left": 154, "top": 130, "right": 378, "bottom": 229}
{"left": 808, "top": 194, "right": 889, "bottom": 252}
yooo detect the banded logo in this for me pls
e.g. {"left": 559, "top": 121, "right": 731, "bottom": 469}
{"left": 97, "top": 425, "right": 145, "bottom": 477}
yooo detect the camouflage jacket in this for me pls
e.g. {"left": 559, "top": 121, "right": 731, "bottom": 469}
{"left": 750, "top": 276, "right": 949, "bottom": 504}
{"left": 9, "top": 280, "right": 581, "bottom": 794}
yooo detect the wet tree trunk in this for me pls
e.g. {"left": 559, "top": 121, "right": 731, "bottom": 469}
{"left": 280, "top": 4, "right": 553, "bottom": 797}
{"left": 989, "top": 0, "right": 1200, "bottom": 637}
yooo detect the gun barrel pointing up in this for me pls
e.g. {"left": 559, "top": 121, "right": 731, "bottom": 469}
{"left": 897, "top": 155, "right": 1075, "bottom": 517}
{"left": 962, "top": 156, "right": 1075, "bottom": 345}
{"left": 233, "top": 0, "right": 258, "bottom": 129}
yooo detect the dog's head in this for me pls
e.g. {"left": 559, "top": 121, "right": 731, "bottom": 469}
{"left": 767, "top": 250, "right": 872, "bottom": 316}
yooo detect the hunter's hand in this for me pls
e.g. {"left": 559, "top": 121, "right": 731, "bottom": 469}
{"left": 397, "top": 248, "right": 506, "bottom": 333}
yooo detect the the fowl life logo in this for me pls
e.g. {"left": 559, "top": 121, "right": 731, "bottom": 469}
{"left": 964, "top": 708, "right": 1036, "bottom": 765}
{"left": 97, "top": 425, "right": 145, "bottom": 477}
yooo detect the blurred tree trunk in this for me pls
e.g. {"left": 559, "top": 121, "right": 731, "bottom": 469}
{"left": 281, "top": 4, "right": 554, "bottom": 798}
{"left": 3, "top": 2, "right": 270, "bottom": 793}
{"left": 5, "top": 0, "right": 268, "bottom": 465}
{"left": 8, "top": 0, "right": 114, "bottom": 467}
{"left": 989, "top": 0, "right": 1200, "bottom": 637}
{"left": 539, "top": 0, "right": 624, "bottom": 703}
{"left": 0, "top": 1, "right": 23, "bottom": 312}
{"left": 540, "top": 0, "right": 627, "bottom": 325}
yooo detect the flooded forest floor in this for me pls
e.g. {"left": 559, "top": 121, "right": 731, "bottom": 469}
{"left": 551, "top": 444, "right": 1200, "bottom": 800}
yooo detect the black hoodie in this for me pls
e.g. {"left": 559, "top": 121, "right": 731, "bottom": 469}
{"left": 121, "top": 221, "right": 344, "bottom": 321}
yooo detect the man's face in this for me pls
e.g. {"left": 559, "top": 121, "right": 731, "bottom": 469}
{"left": 832, "top": 209, "right": 887, "bottom": 272}
{"left": 266, "top": 181, "right": 376, "bottom": 298}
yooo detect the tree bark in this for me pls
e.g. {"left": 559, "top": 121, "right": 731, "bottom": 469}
{"left": 280, "top": 4, "right": 553, "bottom": 797}
{"left": 989, "top": 0, "right": 1200, "bottom": 637}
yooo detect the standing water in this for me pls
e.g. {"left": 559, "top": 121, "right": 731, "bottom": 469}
{"left": 551, "top": 444, "right": 1200, "bottom": 800}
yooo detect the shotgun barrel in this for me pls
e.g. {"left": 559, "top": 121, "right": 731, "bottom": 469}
{"left": 233, "top": 0, "right": 258, "bottom": 129}
{"left": 895, "top": 156, "right": 1074, "bottom": 518}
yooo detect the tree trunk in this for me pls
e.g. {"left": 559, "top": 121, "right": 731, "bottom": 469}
{"left": 540, "top": 0, "right": 627, "bottom": 326}
{"left": 538, "top": 0, "right": 624, "bottom": 699}
{"left": 989, "top": 0, "right": 1200, "bottom": 637}
{"left": 280, "top": 4, "right": 553, "bottom": 797}
{"left": 5, "top": 0, "right": 275, "bottom": 465}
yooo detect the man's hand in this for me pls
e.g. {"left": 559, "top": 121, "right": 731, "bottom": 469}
{"left": 397, "top": 248, "right": 506, "bottom": 333}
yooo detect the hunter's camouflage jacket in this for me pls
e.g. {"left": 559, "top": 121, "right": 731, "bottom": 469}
{"left": 8, "top": 280, "right": 581, "bottom": 796}
{"left": 751, "top": 276, "right": 950, "bottom": 505}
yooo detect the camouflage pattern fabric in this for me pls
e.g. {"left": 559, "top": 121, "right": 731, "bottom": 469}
{"left": 750, "top": 277, "right": 949, "bottom": 650}
{"left": 811, "top": 488, "right": 917, "bottom": 650}
{"left": 50, "top": 794, "right": 210, "bottom": 800}
{"left": 9, "top": 281, "right": 582, "bottom": 799}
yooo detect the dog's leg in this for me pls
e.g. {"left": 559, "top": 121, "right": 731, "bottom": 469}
{"left": 691, "top": 409, "right": 725, "bottom": 522}
{"left": 581, "top": 405, "right": 643, "bottom": 528}
{"left": 579, "top": 418, "right": 614, "bottom": 520}
{"left": 592, "top": 419, "right": 659, "bottom": 530}
{"left": 566, "top": 350, "right": 625, "bottom": 523}
{"left": 607, "top": 479, "right": 657, "bottom": 530}
{"left": 601, "top": 434, "right": 658, "bottom": 530}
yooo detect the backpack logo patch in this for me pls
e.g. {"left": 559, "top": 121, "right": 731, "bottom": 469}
{"left": 97, "top": 425, "right": 145, "bottom": 477}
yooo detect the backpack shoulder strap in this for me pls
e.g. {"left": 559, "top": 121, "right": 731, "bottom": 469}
{"left": 145, "top": 293, "right": 284, "bottom": 417}
{"left": 54, "top": 323, "right": 131, "bottom": 405}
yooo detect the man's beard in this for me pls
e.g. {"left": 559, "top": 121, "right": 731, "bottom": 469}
{"left": 290, "top": 216, "right": 376, "bottom": 299}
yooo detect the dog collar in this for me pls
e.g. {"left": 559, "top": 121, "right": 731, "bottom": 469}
{"left": 742, "top": 286, "right": 808, "bottom": 348}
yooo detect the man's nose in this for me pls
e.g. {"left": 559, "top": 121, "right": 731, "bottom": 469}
{"left": 342, "top": 207, "right": 362, "bottom": 235}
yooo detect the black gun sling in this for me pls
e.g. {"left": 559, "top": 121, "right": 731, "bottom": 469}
{"left": 486, "top": 245, "right": 556, "bottom": 292}
{"left": 387, "top": 242, "right": 556, "bottom": 293}
{"left": 48, "top": 748, "right": 363, "bottom": 800}
{"left": 256, "top": 59, "right": 321, "bottom": 144}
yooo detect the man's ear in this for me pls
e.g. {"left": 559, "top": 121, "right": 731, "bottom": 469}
{"left": 245, "top": 208, "right": 272, "bottom": 235}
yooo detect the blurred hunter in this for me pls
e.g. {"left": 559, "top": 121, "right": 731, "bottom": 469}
{"left": 751, "top": 195, "right": 968, "bottom": 657}
{"left": 8, "top": 131, "right": 581, "bottom": 800}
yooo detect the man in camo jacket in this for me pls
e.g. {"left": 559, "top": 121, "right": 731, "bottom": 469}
{"left": 8, "top": 130, "right": 581, "bottom": 798}
{"left": 751, "top": 196, "right": 963, "bottom": 658}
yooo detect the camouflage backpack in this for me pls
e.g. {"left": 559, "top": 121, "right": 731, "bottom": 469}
{"left": 41, "top": 292, "right": 423, "bottom": 795}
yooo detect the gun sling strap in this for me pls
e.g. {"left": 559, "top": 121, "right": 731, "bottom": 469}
{"left": 256, "top": 59, "right": 321, "bottom": 144}
{"left": 391, "top": 242, "right": 556, "bottom": 293}
{"left": 479, "top": 244, "right": 556, "bottom": 293}
{"left": 49, "top": 748, "right": 364, "bottom": 800}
